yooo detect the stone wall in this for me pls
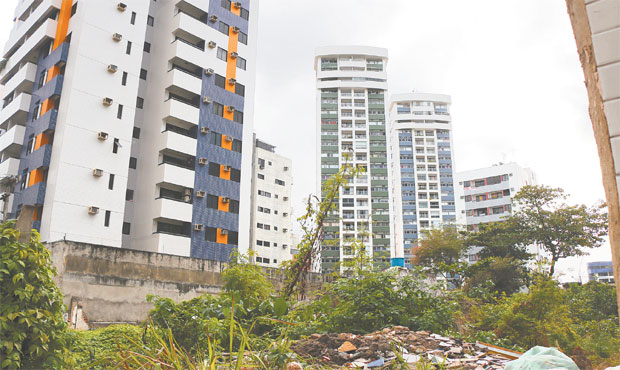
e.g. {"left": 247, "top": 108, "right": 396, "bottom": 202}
{"left": 47, "top": 241, "right": 324, "bottom": 327}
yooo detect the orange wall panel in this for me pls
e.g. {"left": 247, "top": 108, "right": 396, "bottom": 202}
{"left": 218, "top": 197, "right": 230, "bottom": 212}
{"left": 219, "top": 165, "right": 231, "bottom": 180}
{"left": 216, "top": 229, "right": 228, "bottom": 244}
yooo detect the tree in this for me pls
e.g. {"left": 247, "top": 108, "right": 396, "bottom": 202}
{"left": 464, "top": 257, "right": 530, "bottom": 297}
{"left": 0, "top": 221, "right": 68, "bottom": 369}
{"left": 466, "top": 219, "right": 532, "bottom": 261}
{"left": 511, "top": 185, "right": 608, "bottom": 276}
{"left": 414, "top": 226, "right": 469, "bottom": 287}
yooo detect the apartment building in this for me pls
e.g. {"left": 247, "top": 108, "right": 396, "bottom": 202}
{"left": 455, "top": 163, "right": 536, "bottom": 232}
{"left": 388, "top": 93, "right": 456, "bottom": 267}
{"left": 249, "top": 136, "right": 294, "bottom": 267}
{"left": 587, "top": 261, "right": 615, "bottom": 284}
{"left": 0, "top": 0, "right": 258, "bottom": 260}
{"left": 315, "top": 46, "right": 394, "bottom": 272}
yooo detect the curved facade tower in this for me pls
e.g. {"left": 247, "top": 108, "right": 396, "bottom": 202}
{"left": 314, "top": 46, "right": 397, "bottom": 271}
{"left": 389, "top": 93, "right": 456, "bottom": 267}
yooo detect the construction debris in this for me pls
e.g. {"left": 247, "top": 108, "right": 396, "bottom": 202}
{"left": 291, "top": 326, "right": 519, "bottom": 369}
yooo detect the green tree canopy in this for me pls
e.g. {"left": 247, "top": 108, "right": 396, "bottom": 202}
{"left": 466, "top": 219, "right": 532, "bottom": 261}
{"left": 414, "top": 226, "right": 468, "bottom": 286}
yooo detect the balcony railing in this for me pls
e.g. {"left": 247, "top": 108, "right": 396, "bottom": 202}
{"left": 166, "top": 93, "right": 200, "bottom": 108}
{"left": 172, "top": 36, "right": 205, "bottom": 51}
{"left": 169, "top": 64, "right": 202, "bottom": 79}
{"left": 160, "top": 154, "right": 195, "bottom": 170}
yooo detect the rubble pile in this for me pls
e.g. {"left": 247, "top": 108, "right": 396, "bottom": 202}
{"left": 291, "top": 326, "right": 516, "bottom": 369}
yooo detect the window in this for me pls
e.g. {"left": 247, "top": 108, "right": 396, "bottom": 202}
{"left": 136, "top": 97, "right": 144, "bottom": 109}
{"left": 206, "top": 194, "right": 219, "bottom": 209}
{"left": 121, "top": 72, "right": 128, "bottom": 86}
{"left": 233, "top": 110, "right": 243, "bottom": 124}
{"left": 229, "top": 200, "right": 239, "bottom": 214}
{"left": 108, "top": 174, "right": 115, "bottom": 190}
{"left": 25, "top": 135, "right": 34, "bottom": 155}
{"left": 126, "top": 41, "right": 132, "bottom": 55}
{"left": 258, "top": 190, "right": 271, "bottom": 198}
{"left": 117, "top": 105, "right": 123, "bottom": 119}
{"left": 231, "top": 139, "right": 242, "bottom": 153}
{"left": 143, "top": 42, "right": 151, "bottom": 53}
{"left": 217, "top": 47, "right": 227, "bottom": 61}
{"left": 129, "top": 157, "right": 137, "bottom": 169}
{"left": 205, "top": 227, "right": 217, "bottom": 242}
{"left": 238, "top": 32, "right": 248, "bottom": 45}
{"left": 236, "top": 57, "right": 246, "bottom": 70}
{"left": 122, "top": 222, "right": 131, "bottom": 235}
{"left": 257, "top": 173, "right": 264, "bottom": 180}
{"left": 218, "top": 21, "right": 229, "bottom": 35}
{"left": 147, "top": 15, "right": 154, "bottom": 26}
{"left": 240, "top": 7, "right": 249, "bottom": 20}
{"left": 208, "top": 162, "right": 220, "bottom": 177}
{"left": 130, "top": 11, "right": 136, "bottom": 25}
{"left": 126, "top": 189, "right": 134, "bottom": 201}
{"left": 275, "top": 179, "right": 285, "bottom": 186}
{"left": 235, "top": 83, "right": 245, "bottom": 97}
{"left": 38, "top": 70, "right": 47, "bottom": 88}
{"left": 104, "top": 210, "right": 111, "bottom": 227}
{"left": 221, "top": 0, "right": 231, "bottom": 9}
{"left": 213, "top": 102, "right": 224, "bottom": 117}
{"left": 228, "top": 231, "right": 238, "bottom": 245}
{"left": 71, "top": 2, "right": 77, "bottom": 16}
{"left": 230, "top": 168, "right": 241, "bottom": 182}
{"left": 113, "top": 138, "right": 120, "bottom": 153}
{"left": 140, "top": 68, "right": 147, "bottom": 80}
{"left": 31, "top": 102, "right": 41, "bottom": 121}
{"left": 19, "top": 168, "right": 29, "bottom": 190}
{"left": 132, "top": 127, "right": 140, "bottom": 139}
{"left": 214, "top": 74, "right": 226, "bottom": 89}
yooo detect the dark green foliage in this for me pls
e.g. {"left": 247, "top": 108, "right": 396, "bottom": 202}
{"left": 564, "top": 281, "right": 618, "bottom": 322}
{"left": 466, "top": 220, "right": 532, "bottom": 261}
{"left": 464, "top": 257, "right": 530, "bottom": 298}
{"left": 415, "top": 226, "right": 469, "bottom": 287}
{"left": 66, "top": 324, "right": 143, "bottom": 369}
{"left": 0, "top": 221, "right": 68, "bottom": 369}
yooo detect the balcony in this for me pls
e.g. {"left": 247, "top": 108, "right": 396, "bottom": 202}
{"left": 2, "top": 18, "right": 57, "bottom": 77}
{"left": 0, "top": 93, "right": 30, "bottom": 129}
{"left": 1, "top": 62, "right": 36, "bottom": 100}
{"left": 154, "top": 197, "right": 192, "bottom": 223}
{"left": 27, "top": 143, "right": 52, "bottom": 170}
{"left": 158, "top": 129, "right": 197, "bottom": 157}
{"left": 163, "top": 96, "right": 199, "bottom": 126}
{"left": 30, "top": 109, "right": 57, "bottom": 136}
{"left": 155, "top": 232, "right": 191, "bottom": 257}
{"left": 167, "top": 37, "right": 205, "bottom": 70}
{"left": 156, "top": 162, "right": 195, "bottom": 188}
{"left": 0, "top": 125, "right": 25, "bottom": 156}
{"left": 0, "top": 157, "right": 20, "bottom": 177}
{"left": 173, "top": 11, "right": 209, "bottom": 43}
{"left": 4, "top": 0, "right": 62, "bottom": 58}
{"left": 33, "top": 74, "right": 63, "bottom": 102}
{"left": 166, "top": 66, "right": 202, "bottom": 94}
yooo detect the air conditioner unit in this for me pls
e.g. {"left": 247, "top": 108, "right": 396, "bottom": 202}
{"left": 202, "top": 96, "right": 212, "bottom": 104}
{"left": 200, "top": 127, "right": 210, "bottom": 134}
{"left": 283, "top": 196, "right": 289, "bottom": 201}
{"left": 112, "top": 33, "right": 123, "bottom": 41}
{"left": 221, "top": 197, "right": 230, "bottom": 203}
{"left": 223, "top": 165, "right": 231, "bottom": 172}
{"left": 194, "top": 224, "right": 204, "bottom": 231}
{"left": 282, "top": 244, "right": 288, "bottom": 249}
{"left": 198, "top": 157, "right": 208, "bottom": 165}
{"left": 224, "top": 135, "right": 233, "bottom": 142}
{"left": 102, "top": 97, "right": 113, "bottom": 106}
{"left": 234, "top": 2, "right": 242, "bottom": 8}
{"left": 97, "top": 132, "right": 109, "bottom": 140}
{"left": 226, "top": 106, "right": 235, "bottom": 112}
{"left": 259, "top": 165, "right": 264, "bottom": 169}
{"left": 283, "top": 166, "right": 289, "bottom": 171}
{"left": 183, "top": 195, "right": 191, "bottom": 202}
{"left": 196, "top": 190, "right": 206, "bottom": 198}
{"left": 283, "top": 212, "right": 288, "bottom": 217}
{"left": 93, "top": 168, "right": 104, "bottom": 177}
{"left": 207, "top": 41, "right": 216, "bottom": 48}
{"left": 229, "top": 52, "right": 238, "bottom": 59}
{"left": 283, "top": 228, "right": 288, "bottom": 233}
{"left": 220, "top": 229, "right": 229, "bottom": 235}
{"left": 209, "top": 15, "right": 218, "bottom": 22}
{"left": 88, "top": 206, "right": 99, "bottom": 215}
{"left": 231, "top": 26, "right": 240, "bottom": 33}
{"left": 228, "top": 77, "right": 236, "bottom": 85}
{"left": 117, "top": 3, "right": 127, "bottom": 11}
{"left": 107, "top": 64, "right": 118, "bottom": 73}
{"left": 205, "top": 68, "right": 214, "bottom": 76}
{"left": 184, "top": 189, "right": 192, "bottom": 196}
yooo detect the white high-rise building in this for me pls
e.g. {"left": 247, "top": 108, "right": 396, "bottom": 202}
{"left": 0, "top": 0, "right": 258, "bottom": 261}
{"left": 388, "top": 93, "right": 456, "bottom": 267}
{"left": 455, "top": 162, "right": 536, "bottom": 231}
{"left": 314, "top": 46, "right": 395, "bottom": 272}
{"left": 249, "top": 137, "right": 294, "bottom": 267}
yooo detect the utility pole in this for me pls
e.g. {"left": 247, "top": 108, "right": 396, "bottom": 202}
{"left": 0, "top": 175, "right": 18, "bottom": 223}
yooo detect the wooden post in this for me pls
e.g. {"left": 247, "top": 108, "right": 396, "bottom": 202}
{"left": 565, "top": 0, "right": 620, "bottom": 321}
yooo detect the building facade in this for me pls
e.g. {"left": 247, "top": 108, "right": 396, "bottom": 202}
{"left": 587, "top": 261, "right": 615, "bottom": 284}
{"left": 314, "top": 46, "right": 394, "bottom": 272}
{"left": 249, "top": 136, "right": 294, "bottom": 267}
{"left": 0, "top": 0, "right": 258, "bottom": 260}
{"left": 388, "top": 93, "right": 456, "bottom": 267}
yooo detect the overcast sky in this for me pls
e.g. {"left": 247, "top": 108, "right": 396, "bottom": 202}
{"left": 0, "top": 0, "right": 610, "bottom": 280}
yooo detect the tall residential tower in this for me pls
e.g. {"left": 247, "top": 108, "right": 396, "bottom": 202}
{"left": 0, "top": 0, "right": 258, "bottom": 260}
{"left": 389, "top": 93, "right": 456, "bottom": 267}
{"left": 315, "top": 46, "right": 394, "bottom": 271}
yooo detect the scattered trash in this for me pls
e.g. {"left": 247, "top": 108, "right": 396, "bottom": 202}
{"left": 291, "top": 326, "right": 519, "bottom": 369}
{"left": 504, "top": 346, "right": 578, "bottom": 370}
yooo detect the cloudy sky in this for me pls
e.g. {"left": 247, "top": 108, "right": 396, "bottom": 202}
{"left": 0, "top": 0, "right": 610, "bottom": 280}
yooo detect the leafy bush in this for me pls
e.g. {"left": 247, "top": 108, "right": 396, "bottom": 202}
{"left": 0, "top": 221, "right": 68, "bottom": 369}
{"left": 66, "top": 324, "right": 143, "bottom": 369}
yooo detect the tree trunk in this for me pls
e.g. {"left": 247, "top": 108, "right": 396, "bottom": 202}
{"left": 565, "top": 0, "right": 620, "bottom": 323}
{"left": 548, "top": 257, "right": 556, "bottom": 277}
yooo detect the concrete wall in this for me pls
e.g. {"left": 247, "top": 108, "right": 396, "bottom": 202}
{"left": 47, "top": 240, "right": 323, "bottom": 327}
